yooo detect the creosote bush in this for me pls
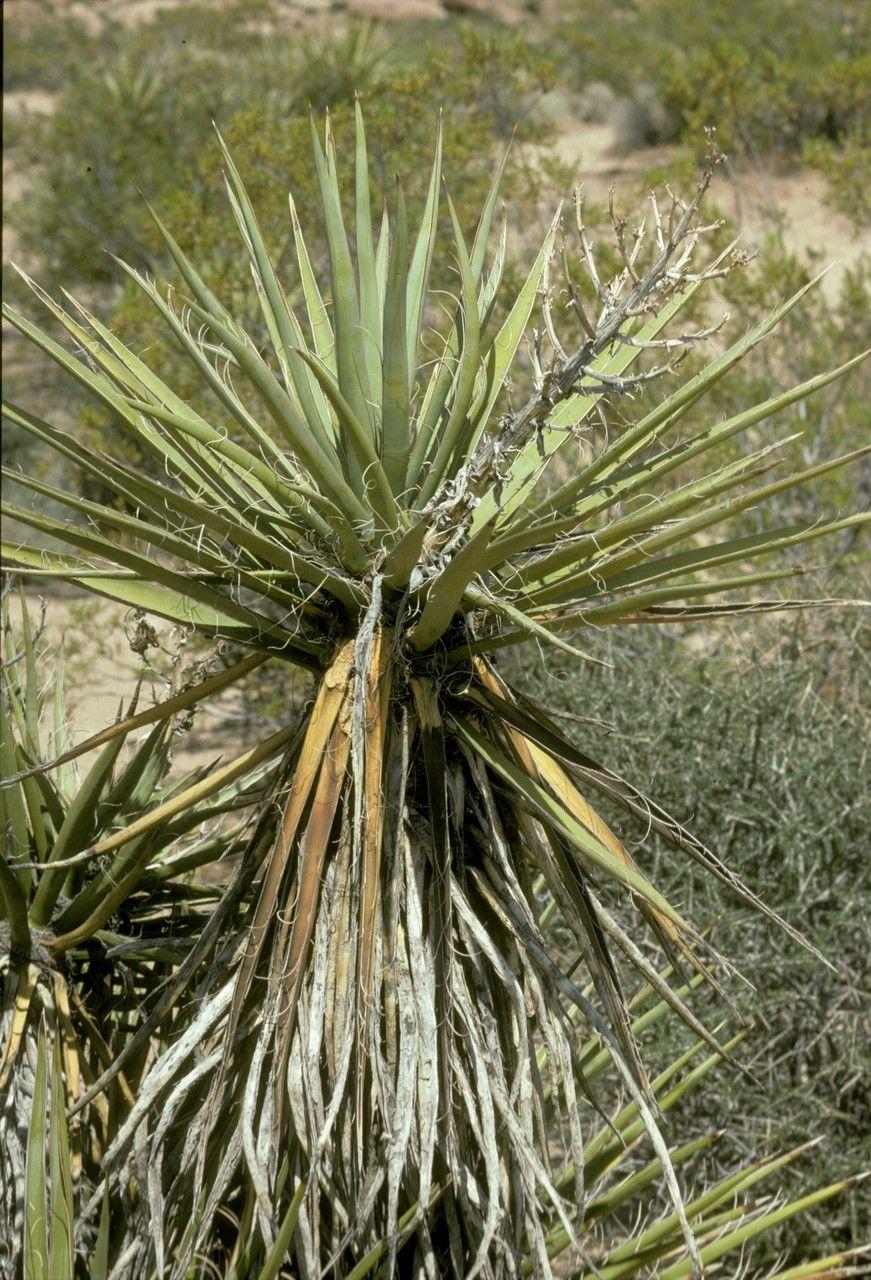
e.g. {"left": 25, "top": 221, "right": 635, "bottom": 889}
{"left": 1, "top": 114, "right": 868, "bottom": 1278}
{"left": 515, "top": 618, "right": 870, "bottom": 1260}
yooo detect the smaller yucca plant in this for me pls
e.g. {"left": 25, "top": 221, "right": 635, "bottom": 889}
{"left": 0, "top": 590, "right": 282, "bottom": 1274}
{"left": 1, "top": 112, "right": 867, "bottom": 1276}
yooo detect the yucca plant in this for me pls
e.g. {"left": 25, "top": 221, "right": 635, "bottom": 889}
{"left": 1, "top": 113, "right": 867, "bottom": 1276}
{"left": 0, "top": 590, "right": 284, "bottom": 1275}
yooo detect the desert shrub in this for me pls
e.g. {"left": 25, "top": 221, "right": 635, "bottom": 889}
{"left": 514, "top": 615, "right": 870, "bottom": 1257}
{"left": 805, "top": 126, "right": 871, "bottom": 230}
{"left": 290, "top": 19, "right": 391, "bottom": 109}
{"left": 2, "top": 8, "right": 98, "bottom": 92}
{"left": 558, "top": 0, "right": 867, "bottom": 157}
{"left": 658, "top": 10, "right": 866, "bottom": 157}
{"left": 7, "top": 41, "right": 270, "bottom": 288}
{"left": 5, "top": 18, "right": 556, "bottom": 292}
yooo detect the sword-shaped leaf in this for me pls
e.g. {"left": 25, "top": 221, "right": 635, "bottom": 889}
{"left": 415, "top": 193, "right": 482, "bottom": 505}
{"left": 311, "top": 116, "right": 376, "bottom": 451}
{"left": 566, "top": 512, "right": 870, "bottom": 601}
{"left": 381, "top": 183, "right": 411, "bottom": 495}
{"left": 4, "top": 403, "right": 362, "bottom": 608}
{"left": 289, "top": 192, "right": 335, "bottom": 372}
{"left": 406, "top": 115, "right": 442, "bottom": 378}
{"left": 296, "top": 348, "right": 401, "bottom": 529}
{"left": 533, "top": 445, "right": 870, "bottom": 607}
{"left": 354, "top": 101, "right": 382, "bottom": 421}
{"left": 47, "top": 1037, "right": 74, "bottom": 1280}
{"left": 0, "top": 653, "right": 268, "bottom": 790}
{"left": 546, "top": 565, "right": 809, "bottom": 628}
{"left": 46, "top": 720, "right": 299, "bottom": 953}
{"left": 23, "top": 1025, "right": 49, "bottom": 1280}
{"left": 656, "top": 1179, "right": 859, "bottom": 1280}
{"left": 1, "top": 540, "right": 320, "bottom": 669}
{"left": 382, "top": 514, "right": 431, "bottom": 586}
{"left": 461, "top": 585, "right": 609, "bottom": 666}
{"left": 217, "top": 131, "right": 337, "bottom": 449}
{"left": 490, "top": 348, "right": 867, "bottom": 568}
{"left": 520, "top": 442, "right": 785, "bottom": 595}
{"left": 466, "top": 213, "right": 558, "bottom": 456}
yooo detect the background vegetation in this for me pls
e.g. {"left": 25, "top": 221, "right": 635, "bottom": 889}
{"left": 3, "top": 0, "right": 868, "bottom": 1264}
{"left": 512, "top": 617, "right": 869, "bottom": 1258}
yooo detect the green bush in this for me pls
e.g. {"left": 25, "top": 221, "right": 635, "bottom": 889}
{"left": 559, "top": 0, "right": 867, "bottom": 157}
{"left": 8, "top": 45, "right": 267, "bottom": 288}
